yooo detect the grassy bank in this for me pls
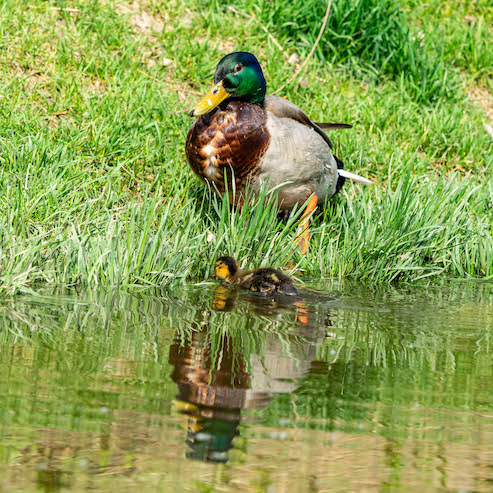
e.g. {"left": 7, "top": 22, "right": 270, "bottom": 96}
{"left": 0, "top": 0, "right": 492, "bottom": 294}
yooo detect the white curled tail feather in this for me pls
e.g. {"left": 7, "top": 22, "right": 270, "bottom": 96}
{"left": 338, "top": 169, "right": 373, "bottom": 185}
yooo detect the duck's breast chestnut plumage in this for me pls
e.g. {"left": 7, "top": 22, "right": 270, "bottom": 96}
{"left": 185, "top": 101, "right": 270, "bottom": 193}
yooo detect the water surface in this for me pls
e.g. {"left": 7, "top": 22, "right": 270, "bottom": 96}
{"left": 0, "top": 281, "right": 492, "bottom": 492}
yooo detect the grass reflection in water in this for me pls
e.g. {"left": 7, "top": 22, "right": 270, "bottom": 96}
{"left": 0, "top": 282, "right": 491, "bottom": 492}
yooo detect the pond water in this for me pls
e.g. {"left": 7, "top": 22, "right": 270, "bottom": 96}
{"left": 0, "top": 281, "right": 492, "bottom": 492}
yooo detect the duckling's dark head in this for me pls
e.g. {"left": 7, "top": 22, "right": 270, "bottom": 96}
{"left": 213, "top": 256, "right": 239, "bottom": 280}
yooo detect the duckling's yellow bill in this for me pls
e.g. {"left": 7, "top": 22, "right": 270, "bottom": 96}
{"left": 189, "top": 81, "right": 230, "bottom": 116}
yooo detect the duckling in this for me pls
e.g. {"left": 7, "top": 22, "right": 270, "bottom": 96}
{"left": 212, "top": 256, "right": 299, "bottom": 296}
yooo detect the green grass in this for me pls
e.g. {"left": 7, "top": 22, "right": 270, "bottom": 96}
{"left": 0, "top": 0, "right": 492, "bottom": 295}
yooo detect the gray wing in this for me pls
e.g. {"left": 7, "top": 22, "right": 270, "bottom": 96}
{"left": 264, "top": 95, "right": 351, "bottom": 149}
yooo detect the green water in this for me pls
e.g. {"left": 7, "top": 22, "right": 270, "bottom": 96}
{"left": 0, "top": 282, "right": 492, "bottom": 492}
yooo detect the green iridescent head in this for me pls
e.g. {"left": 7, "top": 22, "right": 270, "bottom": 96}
{"left": 189, "top": 52, "right": 267, "bottom": 116}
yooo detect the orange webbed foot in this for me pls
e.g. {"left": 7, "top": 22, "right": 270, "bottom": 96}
{"left": 295, "top": 300, "right": 309, "bottom": 324}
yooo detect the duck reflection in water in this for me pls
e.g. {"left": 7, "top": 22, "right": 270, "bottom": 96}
{"left": 169, "top": 327, "right": 249, "bottom": 464}
{"left": 169, "top": 286, "right": 329, "bottom": 463}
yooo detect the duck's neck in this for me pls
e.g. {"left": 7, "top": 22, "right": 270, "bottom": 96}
{"left": 223, "top": 273, "right": 239, "bottom": 285}
{"left": 219, "top": 95, "right": 265, "bottom": 110}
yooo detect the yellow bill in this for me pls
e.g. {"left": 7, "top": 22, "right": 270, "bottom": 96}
{"left": 172, "top": 399, "right": 198, "bottom": 413}
{"left": 189, "top": 81, "right": 231, "bottom": 117}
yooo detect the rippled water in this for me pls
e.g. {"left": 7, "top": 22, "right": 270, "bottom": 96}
{"left": 0, "top": 281, "right": 492, "bottom": 492}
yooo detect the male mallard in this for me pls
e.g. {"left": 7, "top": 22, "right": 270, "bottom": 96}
{"left": 212, "top": 256, "right": 299, "bottom": 296}
{"left": 186, "top": 52, "right": 371, "bottom": 252}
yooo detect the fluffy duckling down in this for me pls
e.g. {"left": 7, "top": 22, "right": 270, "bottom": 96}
{"left": 212, "top": 256, "right": 299, "bottom": 296}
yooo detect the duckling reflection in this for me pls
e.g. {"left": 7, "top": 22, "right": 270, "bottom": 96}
{"left": 169, "top": 295, "right": 327, "bottom": 463}
{"left": 212, "top": 283, "right": 315, "bottom": 326}
{"left": 211, "top": 284, "right": 238, "bottom": 312}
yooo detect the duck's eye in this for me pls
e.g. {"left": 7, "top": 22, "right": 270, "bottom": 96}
{"left": 234, "top": 63, "right": 244, "bottom": 74}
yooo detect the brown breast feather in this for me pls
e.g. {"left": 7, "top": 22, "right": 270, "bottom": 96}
{"left": 185, "top": 101, "right": 270, "bottom": 195}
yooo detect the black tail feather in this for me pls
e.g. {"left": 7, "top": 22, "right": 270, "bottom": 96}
{"left": 315, "top": 122, "right": 353, "bottom": 130}
{"left": 334, "top": 156, "right": 345, "bottom": 194}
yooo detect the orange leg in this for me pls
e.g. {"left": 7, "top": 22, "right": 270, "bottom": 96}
{"left": 294, "top": 300, "right": 309, "bottom": 324}
{"left": 295, "top": 194, "right": 318, "bottom": 254}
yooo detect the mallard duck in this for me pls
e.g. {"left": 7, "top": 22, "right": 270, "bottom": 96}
{"left": 186, "top": 52, "right": 371, "bottom": 252}
{"left": 212, "top": 256, "right": 299, "bottom": 296}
